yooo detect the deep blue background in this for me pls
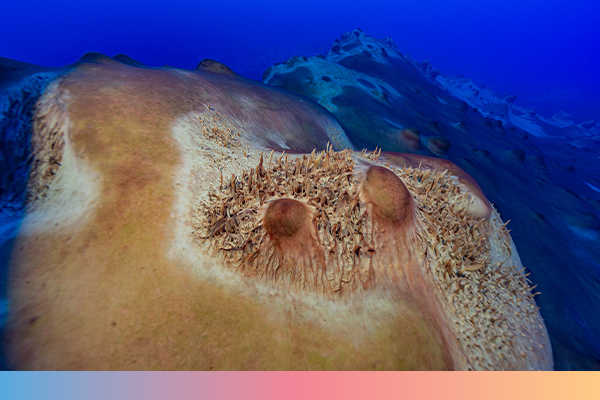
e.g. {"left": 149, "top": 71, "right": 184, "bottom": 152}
{"left": 1, "top": 0, "right": 599, "bottom": 121}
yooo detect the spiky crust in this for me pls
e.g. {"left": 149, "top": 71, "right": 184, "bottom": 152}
{"left": 27, "top": 80, "right": 70, "bottom": 202}
{"left": 200, "top": 149, "right": 379, "bottom": 294}
{"left": 198, "top": 148, "right": 552, "bottom": 370}
{"left": 381, "top": 152, "right": 493, "bottom": 220}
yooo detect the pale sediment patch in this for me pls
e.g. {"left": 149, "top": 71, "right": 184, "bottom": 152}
{"left": 167, "top": 112, "right": 248, "bottom": 287}
{"left": 21, "top": 82, "right": 101, "bottom": 236}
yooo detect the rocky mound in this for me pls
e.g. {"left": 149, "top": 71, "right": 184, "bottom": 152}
{"left": 0, "top": 51, "right": 551, "bottom": 370}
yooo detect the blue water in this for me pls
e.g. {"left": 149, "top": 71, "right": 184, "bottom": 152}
{"left": 2, "top": 0, "right": 599, "bottom": 122}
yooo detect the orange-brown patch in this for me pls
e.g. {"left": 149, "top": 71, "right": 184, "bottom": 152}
{"left": 361, "top": 166, "right": 414, "bottom": 225}
{"left": 264, "top": 198, "right": 311, "bottom": 241}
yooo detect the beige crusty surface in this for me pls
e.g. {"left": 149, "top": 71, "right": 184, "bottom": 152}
{"left": 195, "top": 143, "right": 552, "bottom": 370}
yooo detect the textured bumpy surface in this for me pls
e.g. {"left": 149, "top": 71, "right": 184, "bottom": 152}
{"left": 1, "top": 52, "right": 552, "bottom": 370}
{"left": 27, "top": 80, "right": 70, "bottom": 203}
{"left": 198, "top": 147, "right": 552, "bottom": 370}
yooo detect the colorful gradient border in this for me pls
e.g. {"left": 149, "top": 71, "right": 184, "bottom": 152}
{"left": 1, "top": 372, "right": 599, "bottom": 400}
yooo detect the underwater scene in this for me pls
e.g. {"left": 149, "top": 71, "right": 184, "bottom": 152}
{"left": 1, "top": 0, "right": 599, "bottom": 371}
